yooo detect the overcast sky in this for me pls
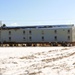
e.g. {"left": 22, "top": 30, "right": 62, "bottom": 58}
{"left": 0, "top": 0, "right": 75, "bottom": 26}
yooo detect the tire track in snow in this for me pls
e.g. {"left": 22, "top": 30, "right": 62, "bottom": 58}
{"left": 41, "top": 52, "right": 75, "bottom": 63}
{"left": 21, "top": 47, "right": 75, "bottom": 75}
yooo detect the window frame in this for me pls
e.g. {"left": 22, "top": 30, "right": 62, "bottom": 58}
{"left": 9, "top": 37, "right": 11, "bottom": 41}
{"left": 54, "top": 36, "right": 57, "bottom": 40}
{"left": 23, "top": 30, "right": 25, "bottom": 34}
{"left": 9, "top": 31, "right": 11, "bottom": 35}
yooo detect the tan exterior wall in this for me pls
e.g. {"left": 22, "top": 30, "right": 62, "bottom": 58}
{"left": 72, "top": 27, "right": 75, "bottom": 42}
{"left": 0, "top": 27, "right": 72, "bottom": 43}
{"left": 0, "top": 29, "right": 28, "bottom": 43}
{"left": 27, "top": 28, "right": 72, "bottom": 43}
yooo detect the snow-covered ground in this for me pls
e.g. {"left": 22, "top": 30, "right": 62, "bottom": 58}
{"left": 0, "top": 47, "right": 75, "bottom": 75}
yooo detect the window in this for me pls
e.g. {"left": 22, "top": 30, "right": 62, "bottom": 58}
{"left": 42, "top": 36, "right": 44, "bottom": 41}
{"left": 23, "top": 31, "right": 25, "bottom": 34}
{"left": 54, "top": 30, "right": 57, "bottom": 33}
{"left": 54, "top": 36, "right": 57, "bottom": 40}
{"left": 68, "top": 30, "right": 70, "bottom": 33}
{"left": 42, "top": 30, "right": 44, "bottom": 34}
{"left": 29, "top": 30, "right": 31, "bottom": 34}
{"left": 9, "top": 37, "right": 11, "bottom": 41}
{"left": 29, "top": 36, "right": 32, "bottom": 41}
{"left": 63, "top": 29, "right": 65, "bottom": 31}
{"left": 9, "top": 31, "right": 11, "bottom": 35}
{"left": 23, "top": 37, "right": 25, "bottom": 40}
{"left": 68, "top": 36, "right": 70, "bottom": 40}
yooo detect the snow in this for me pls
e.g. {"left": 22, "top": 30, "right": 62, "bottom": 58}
{"left": 0, "top": 47, "right": 75, "bottom": 75}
